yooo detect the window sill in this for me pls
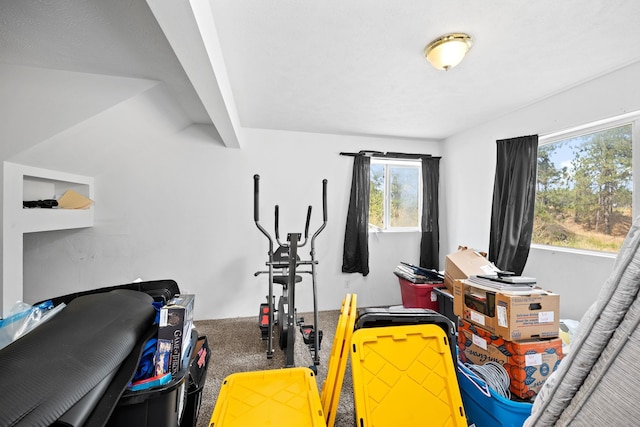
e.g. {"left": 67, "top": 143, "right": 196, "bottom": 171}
{"left": 368, "top": 228, "right": 421, "bottom": 234}
{"left": 530, "top": 243, "right": 617, "bottom": 260}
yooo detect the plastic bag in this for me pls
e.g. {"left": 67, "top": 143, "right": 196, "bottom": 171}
{"left": 0, "top": 300, "right": 64, "bottom": 350}
{"left": 559, "top": 318, "right": 580, "bottom": 354}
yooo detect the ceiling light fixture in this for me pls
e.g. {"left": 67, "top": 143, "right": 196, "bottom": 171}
{"left": 424, "top": 32, "right": 473, "bottom": 71}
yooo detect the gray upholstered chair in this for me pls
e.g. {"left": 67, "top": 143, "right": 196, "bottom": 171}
{"left": 524, "top": 217, "right": 640, "bottom": 425}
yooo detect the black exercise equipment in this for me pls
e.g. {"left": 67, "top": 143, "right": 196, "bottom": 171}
{"left": 253, "top": 174, "right": 327, "bottom": 367}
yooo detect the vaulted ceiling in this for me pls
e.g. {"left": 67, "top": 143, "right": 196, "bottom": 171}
{"left": 2, "top": 0, "right": 640, "bottom": 149}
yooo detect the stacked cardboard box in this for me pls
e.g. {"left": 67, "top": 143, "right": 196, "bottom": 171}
{"left": 458, "top": 318, "right": 564, "bottom": 399}
{"left": 453, "top": 279, "right": 561, "bottom": 398}
{"left": 444, "top": 248, "right": 499, "bottom": 292}
{"left": 445, "top": 246, "right": 562, "bottom": 399}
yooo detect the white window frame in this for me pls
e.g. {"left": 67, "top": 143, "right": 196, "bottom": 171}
{"left": 534, "top": 110, "right": 640, "bottom": 255}
{"left": 369, "top": 158, "right": 423, "bottom": 233}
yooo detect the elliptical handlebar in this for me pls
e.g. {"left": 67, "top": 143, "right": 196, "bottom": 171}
{"left": 253, "top": 174, "right": 274, "bottom": 249}
{"left": 254, "top": 175, "right": 327, "bottom": 249}
{"left": 322, "top": 179, "right": 328, "bottom": 222}
{"left": 304, "top": 206, "right": 312, "bottom": 239}
{"left": 311, "top": 179, "right": 328, "bottom": 246}
{"left": 253, "top": 174, "right": 260, "bottom": 222}
{"left": 275, "top": 205, "right": 280, "bottom": 241}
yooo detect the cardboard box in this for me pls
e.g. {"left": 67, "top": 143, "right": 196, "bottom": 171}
{"left": 458, "top": 319, "right": 564, "bottom": 399}
{"left": 157, "top": 294, "right": 195, "bottom": 376}
{"left": 444, "top": 248, "right": 498, "bottom": 291}
{"left": 453, "top": 279, "right": 559, "bottom": 340}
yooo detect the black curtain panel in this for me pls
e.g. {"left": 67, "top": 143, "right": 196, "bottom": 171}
{"left": 342, "top": 154, "right": 371, "bottom": 276}
{"left": 420, "top": 156, "right": 440, "bottom": 269}
{"left": 489, "top": 135, "right": 539, "bottom": 275}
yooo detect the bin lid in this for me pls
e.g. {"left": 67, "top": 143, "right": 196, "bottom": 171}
{"left": 209, "top": 367, "right": 325, "bottom": 427}
{"left": 350, "top": 324, "right": 466, "bottom": 427}
{"left": 320, "top": 293, "right": 357, "bottom": 427}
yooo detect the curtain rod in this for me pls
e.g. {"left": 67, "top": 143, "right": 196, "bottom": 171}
{"left": 339, "top": 151, "right": 441, "bottom": 159}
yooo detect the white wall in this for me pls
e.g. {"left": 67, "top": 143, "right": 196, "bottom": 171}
{"left": 9, "top": 61, "right": 640, "bottom": 322}
{"left": 7, "top": 79, "right": 441, "bottom": 320}
{"left": 0, "top": 66, "right": 162, "bottom": 314}
{"left": 0, "top": 64, "right": 158, "bottom": 160}
{"left": 442, "top": 61, "right": 640, "bottom": 320}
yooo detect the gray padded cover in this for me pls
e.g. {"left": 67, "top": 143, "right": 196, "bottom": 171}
{"left": 525, "top": 217, "right": 640, "bottom": 426}
{"left": 0, "top": 289, "right": 155, "bottom": 427}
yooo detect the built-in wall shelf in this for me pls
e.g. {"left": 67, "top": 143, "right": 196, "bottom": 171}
{"left": 2, "top": 162, "right": 95, "bottom": 317}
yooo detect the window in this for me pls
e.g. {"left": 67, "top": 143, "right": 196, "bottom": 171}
{"left": 534, "top": 116, "right": 637, "bottom": 253}
{"left": 369, "top": 158, "right": 422, "bottom": 231}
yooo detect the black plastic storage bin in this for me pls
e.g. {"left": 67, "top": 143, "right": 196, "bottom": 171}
{"left": 107, "top": 372, "right": 188, "bottom": 427}
{"left": 107, "top": 330, "right": 205, "bottom": 427}
{"left": 40, "top": 279, "right": 181, "bottom": 306}
{"left": 433, "top": 287, "right": 457, "bottom": 328}
{"left": 181, "top": 335, "right": 211, "bottom": 427}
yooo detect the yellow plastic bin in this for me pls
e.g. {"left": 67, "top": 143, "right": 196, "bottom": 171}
{"left": 209, "top": 367, "right": 324, "bottom": 427}
{"left": 350, "top": 324, "right": 466, "bottom": 427}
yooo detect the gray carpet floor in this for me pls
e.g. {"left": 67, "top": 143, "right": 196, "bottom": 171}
{"left": 193, "top": 310, "right": 354, "bottom": 427}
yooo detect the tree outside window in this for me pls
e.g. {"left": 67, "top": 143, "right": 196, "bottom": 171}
{"left": 534, "top": 123, "right": 632, "bottom": 253}
{"left": 369, "top": 159, "right": 421, "bottom": 231}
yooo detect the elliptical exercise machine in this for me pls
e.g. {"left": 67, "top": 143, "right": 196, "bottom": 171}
{"left": 253, "top": 174, "right": 327, "bottom": 367}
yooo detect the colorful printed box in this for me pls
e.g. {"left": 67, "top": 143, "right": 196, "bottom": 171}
{"left": 157, "top": 294, "right": 195, "bottom": 376}
{"left": 458, "top": 319, "right": 564, "bottom": 399}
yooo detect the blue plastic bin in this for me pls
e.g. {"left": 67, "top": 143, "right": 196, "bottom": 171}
{"left": 457, "top": 362, "right": 532, "bottom": 427}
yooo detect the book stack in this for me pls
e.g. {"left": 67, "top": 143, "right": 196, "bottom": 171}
{"left": 466, "top": 275, "right": 540, "bottom": 294}
{"left": 393, "top": 262, "right": 443, "bottom": 284}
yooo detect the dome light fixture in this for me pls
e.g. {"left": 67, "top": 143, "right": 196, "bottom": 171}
{"left": 424, "top": 32, "right": 473, "bottom": 71}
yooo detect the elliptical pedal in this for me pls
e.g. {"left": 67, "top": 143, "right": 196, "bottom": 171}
{"left": 258, "top": 303, "right": 270, "bottom": 340}
{"left": 300, "top": 324, "right": 323, "bottom": 351}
